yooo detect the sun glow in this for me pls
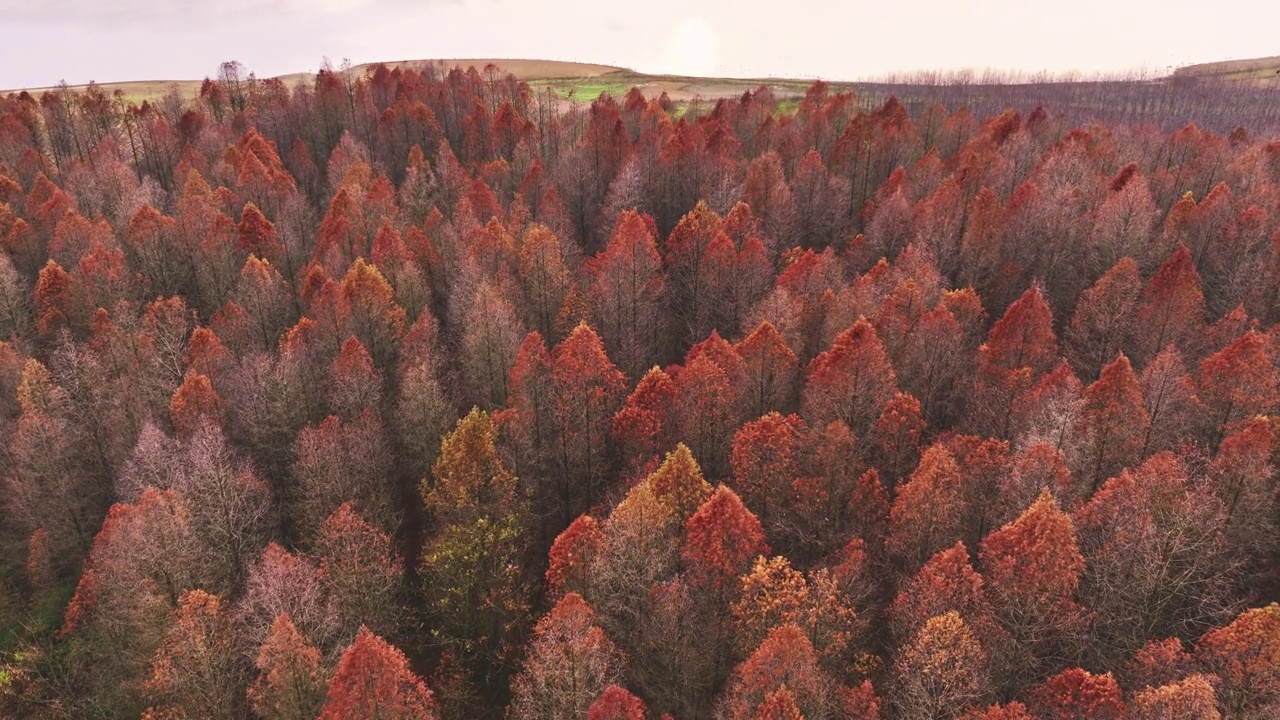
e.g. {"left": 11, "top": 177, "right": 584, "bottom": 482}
{"left": 663, "top": 17, "right": 720, "bottom": 77}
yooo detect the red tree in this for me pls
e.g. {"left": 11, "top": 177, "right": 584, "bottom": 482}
{"left": 1026, "top": 668, "right": 1125, "bottom": 720}
{"left": 683, "top": 485, "right": 769, "bottom": 592}
{"left": 318, "top": 627, "right": 438, "bottom": 720}
{"left": 587, "top": 685, "right": 648, "bottom": 720}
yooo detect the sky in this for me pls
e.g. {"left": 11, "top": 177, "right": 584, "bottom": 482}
{"left": 1, "top": 0, "right": 1277, "bottom": 89}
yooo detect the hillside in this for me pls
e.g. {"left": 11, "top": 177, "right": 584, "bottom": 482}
{"left": 5, "top": 57, "right": 810, "bottom": 106}
{"left": 1174, "top": 55, "right": 1280, "bottom": 84}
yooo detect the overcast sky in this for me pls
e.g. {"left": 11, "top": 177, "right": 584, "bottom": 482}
{"left": 1, "top": 0, "right": 1277, "bottom": 89}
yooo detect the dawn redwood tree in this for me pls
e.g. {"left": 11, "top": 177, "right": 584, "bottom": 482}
{"left": 1026, "top": 668, "right": 1126, "bottom": 720}
{"left": 327, "top": 336, "right": 383, "bottom": 419}
{"left": 337, "top": 257, "right": 407, "bottom": 368}
{"left": 611, "top": 366, "right": 677, "bottom": 477}
{"left": 508, "top": 593, "right": 624, "bottom": 720}
{"left": 237, "top": 543, "right": 337, "bottom": 653}
{"left": 872, "top": 392, "right": 926, "bottom": 483}
{"left": 318, "top": 628, "right": 438, "bottom": 720}
{"left": 1073, "top": 453, "right": 1236, "bottom": 669}
{"left": 645, "top": 443, "right": 717, "bottom": 524}
{"left": 720, "top": 624, "right": 840, "bottom": 720}
{"left": 1065, "top": 258, "right": 1141, "bottom": 381}
{"left": 394, "top": 329, "right": 455, "bottom": 481}
{"left": 586, "top": 210, "right": 664, "bottom": 379}
{"left": 682, "top": 485, "right": 769, "bottom": 594}
{"left": 888, "top": 542, "right": 1004, "bottom": 655}
{"left": 238, "top": 201, "right": 284, "bottom": 260}
{"left": 730, "top": 412, "right": 805, "bottom": 549}
{"left": 314, "top": 502, "right": 403, "bottom": 642}
{"left": 893, "top": 611, "right": 992, "bottom": 720}
{"left": 1196, "top": 329, "right": 1277, "bottom": 447}
{"left": 546, "top": 514, "right": 605, "bottom": 601}
{"left": 960, "top": 702, "right": 1037, "bottom": 720}
{"left": 1129, "top": 676, "right": 1221, "bottom": 720}
{"left": 664, "top": 202, "right": 727, "bottom": 350}
{"left": 672, "top": 350, "right": 736, "bottom": 478}
{"left": 421, "top": 408, "right": 533, "bottom": 699}
{"left": 1091, "top": 166, "right": 1158, "bottom": 271}
{"left": 290, "top": 410, "right": 395, "bottom": 537}
{"left": 248, "top": 612, "right": 328, "bottom": 720}
{"left": 33, "top": 258, "right": 72, "bottom": 340}
{"left": 736, "top": 320, "right": 799, "bottom": 419}
{"left": 587, "top": 685, "right": 648, "bottom": 720}
{"left": 518, "top": 223, "right": 570, "bottom": 341}
{"left": 1140, "top": 345, "right": 1199, "bottom": 455}
{"left": 896, "top": 303, "right": 971, "bottom": 426}
{"left": 970, "top": 284, "right": 1058, "bottom": 438}
{"left": 5, "top": 358, "right": 105, "bottom": 562}
{"left": 1209, "top": 417, "right": 1278, "bottom": 558}
{"left": 730, "top": 555, "right": 858, "bottom": 670}
{"left": 144, "top": 589, "right": 248, "bottom": 720}
{"left": 1132, "top": 246, "right": 1205, "bottom": 365}
{"left": 547, "top": 322, "right": 627, "bottom": 523}
{"left": 1073, "top": 353, "right": 1149, "bottom": 491}
{"left": 583, "top": 476, "right": 683, "bottom": 662}
{"left": 802, "top": 318, "right": 898, "bottom": 438}
{"left": 59, "top": 488, "right": 204, "bottom": 714}
{"left": 1195, "top": 603, "right": 1280, "bottom": 717}
{"left": 459, "top": 280, "right": 523, "bottom": 409}
{"left": 232, "top": 255, "right": 294, "bottom": 351}
{"left": 169, "top": 422, "right": 273, "bottom": 592}
{"left": 888, "top": 443, "right": 967, "bottom": 573}
{"left": 979, "top": 491, "right": 1086, "bottom": 687}
{"left": 0, "top": 253, "right": 34, "bottom": 342}
{"left": 1124, "top": 637, "right": 1199, "bottom": 692}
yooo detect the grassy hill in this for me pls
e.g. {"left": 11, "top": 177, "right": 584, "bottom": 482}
{"left": 4, "top": 58, "right": 816, "bottom": 107}
{"left": 1173, "top": 56, "right": 1280, "bottom": 85}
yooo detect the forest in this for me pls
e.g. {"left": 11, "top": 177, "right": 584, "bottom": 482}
{"left": 1, "top": 60, "right": 1280, "bottom": 719}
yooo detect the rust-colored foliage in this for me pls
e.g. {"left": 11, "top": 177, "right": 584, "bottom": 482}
{"left": 1196, "top": 603, "right": 1280, "bottom": 716}
{"left": 972, "top": 284, "right": 1058, "bottom": 437}
{"left": 889, "top": 542, "right": 990, "bottom": 641}
{"left": 1134, "top": 246, "right": 1205, "bottom": 363}
{"left": 546, "top": 514, "right": 605, "bottom": 599}
{"left": 612, "top": 366, "right": 677, "bottom": 475}
{"left": 736, "top": 320, "right": 799, "bottom": 418}
{"left": 1076, "top": 353, "right": 1148, "bottom": 489}
{"left": 238, "top": 201, "right": 282, "bottom": 259}
{"left": 248, "top": 613, "right": 327, "bottom": 720}
{"left": 1026, "top": 668, "right": 1125, "bottom": 720}
{"left": 872, "top": 392, "right": 925, "bottom": 481}
{"left": 1130, "top": 675, "right": 1221, "bottom": 720}
{"left": 587, "top": 685, "right": 648, "bottom": 720}
{"left": 730, "top": 412, "right": 804, "bottom": 530}
{"left": 508, "top": 593, "right": 623, "bottom": 720}
{"left": 1197, "top": 329, "right": 1277, "bottom": 446}
{"left": 960, "top": 702, "right": 1036, "bottom": 720}
{"left": 169, "top": 372, "right": 223, "bottom": 439}
{"left": 144, "top": 590, "right": 245, "bottom": 720}
{"left": 722, "top": 624, "right": 832, "bottom": 720}
{"left": 894, "top": 611, "right": 992, "bottom": 720}
{"left": 34, "top": 259, "right": 72, "bottom": 338}
{"left": 319, "top": 627, "right": 438, "bottom": 720}
{"left": 1066, "top": 258, "right": 1140, "bottom": 380}
{"left": 888, "top": 443, "right": 967, "bottom": 571}
{"left": 646, "top": 444, "right": 715, "bottom": 523}
{"left": 803, "top": 318, "right": 898, "bottom": 435}
{"left": 683, "top": 485, "right": 769, "bottom": 592}
{"left": 980, "top": 490, "right": 1083, "bottom": 609}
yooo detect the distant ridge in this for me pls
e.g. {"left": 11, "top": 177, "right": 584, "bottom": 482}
{"left": 1174, "top": 55, "right": 1280, "bottom": 84}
